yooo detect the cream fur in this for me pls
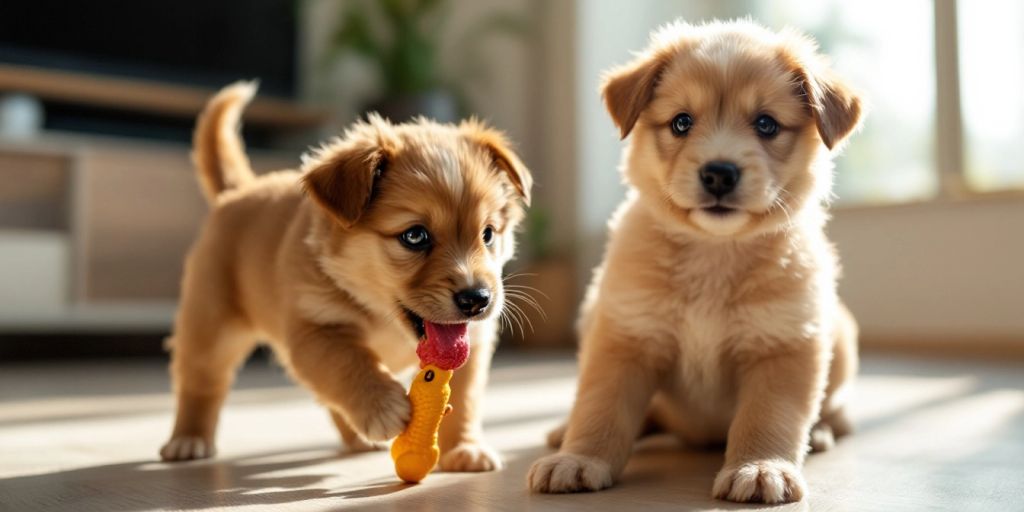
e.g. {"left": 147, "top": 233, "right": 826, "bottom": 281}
{"left": 529, "top": 20, "right": 861, "bottom": 504}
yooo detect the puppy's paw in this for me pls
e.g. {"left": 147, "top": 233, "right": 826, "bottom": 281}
{"left": 353, "top": 380, "right": 412, "bottom": 441}
{"left": 160, "top": 436, "right": 215, "bottom": 461}
{"left": 528, "top": 453, "right": 613, "bottom": 493}
{"left": 713, "top": 460, "right": 806, "bottom": 504}
{"left": 439, "top": 442, "right": 504, "bottom": 472}
{"left": 809, "top": 422, "right": 835, "bottom": 453}
{"left": 546, "top": 423, "right": 567, "bottom": 449}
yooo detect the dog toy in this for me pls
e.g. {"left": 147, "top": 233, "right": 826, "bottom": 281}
{"left": 391, "top": 322, "right": 470, "bottom": 483}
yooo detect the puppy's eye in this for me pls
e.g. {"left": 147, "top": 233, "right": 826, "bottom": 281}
{"left": 670, "top": 113, "right": 693, "bottom": 136}
{"left": 399, "top": 225, "right": 431, "bottom": 251}
{"left": 754, "top": 114, "right": 780, "bottom": 138}
{"left": 482, "top": 225, "right": 495, "bottom": 246}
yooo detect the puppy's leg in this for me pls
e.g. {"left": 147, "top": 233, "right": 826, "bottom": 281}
{"left": 161, "top": 307, "right": 255, "bottom": 461}
{"left": 811, "top": 304, "right": 859, "bottom": 452}
{"left": 546, "top": 422, "right": 567, "bottom": 449}
{"left": 438, "top": 319, "right": 502, "bottom": 472}
{"left": 712, "top": 347, "right": 825, "bottom": 504}
{"left": 547, "top": 413, "right": 662, "bottom": 449}
{"left": 528, "top": 327, "right": 659, "bottom": 493}
{"left": 329, "top": 409, "right": 383, "bottom": 453}
{"left": 287, "top": 321, "right": 410, "bottom": 442}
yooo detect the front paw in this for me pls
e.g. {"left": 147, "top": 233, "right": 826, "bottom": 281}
{"left": 350, "top": 379, "right": 411, "bottom": 442}
{"left": 528, "top": 453, "right": 613, "bottom": 493}
{"left": 160, "top": 436, "right": 215, "bottom": 461}
{"left": 439, "top": 442, "right": 504, "bottom": 472}
{"left": 712, "top": 459, "right": 806, "bottom": 504}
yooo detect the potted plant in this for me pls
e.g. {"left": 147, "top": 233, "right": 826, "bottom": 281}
{"left": 327, "top": 0, "right": 526, "bottom": 123}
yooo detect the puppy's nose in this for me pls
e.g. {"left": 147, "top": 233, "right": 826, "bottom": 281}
{"left": 699, "top": 161, "right": 741, "bottom": 198}
{"left": 454, "top": 288, "right": 491, "bottom": 317}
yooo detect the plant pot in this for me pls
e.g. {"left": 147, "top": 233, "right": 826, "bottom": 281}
{"left": 366, "top": 90, "right": 459, "bottom": 124}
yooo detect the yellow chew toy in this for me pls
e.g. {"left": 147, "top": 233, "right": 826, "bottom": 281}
{"left": 390, "top": 364, "right": 454, "bottom": 483}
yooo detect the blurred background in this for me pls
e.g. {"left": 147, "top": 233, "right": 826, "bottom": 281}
{"left": 0, "top": 0, "right": 1022, "bottom": 358}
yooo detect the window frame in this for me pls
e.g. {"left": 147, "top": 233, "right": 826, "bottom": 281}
{"left": 932, "top": 0, "right": 1023, "bottom": 201}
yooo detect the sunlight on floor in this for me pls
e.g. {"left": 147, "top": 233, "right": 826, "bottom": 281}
{"left": 1, "top": 352, "right": 1022, "bottom": 511}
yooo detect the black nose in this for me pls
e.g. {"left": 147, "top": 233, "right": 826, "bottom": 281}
{"left": 454, "top": 288, "right": 490, "bottom": 317}
{"left": 699, "top": 161, "right": 741, "bottom": 197}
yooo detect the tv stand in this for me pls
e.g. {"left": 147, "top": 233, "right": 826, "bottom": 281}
{"left": 0, "top": 63, "right": 327, "bottom": 131}
{"left": 0, "top": 132, "right": 305, "bottom": 333}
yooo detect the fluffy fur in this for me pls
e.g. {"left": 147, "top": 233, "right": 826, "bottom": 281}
{"left": 528, "top": 20, "right": 861, "bottom": 504}
{"left": 160, "top": 82, "right": 531, "bottom": 473}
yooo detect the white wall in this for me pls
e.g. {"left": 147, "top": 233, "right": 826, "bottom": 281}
{"left": 831, "top": 198, "right": 1024, "bottom": 344}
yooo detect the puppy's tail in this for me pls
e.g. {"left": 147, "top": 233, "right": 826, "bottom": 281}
{"left": 192, "top": 81, "right": 258, "bottom": 203}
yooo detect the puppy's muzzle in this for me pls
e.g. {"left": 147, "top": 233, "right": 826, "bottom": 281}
{"left": 454, "top": 288, "right": 491, "bottom": 318}
{"left": 699, "top": 161, "right": 741, "bottom": 198}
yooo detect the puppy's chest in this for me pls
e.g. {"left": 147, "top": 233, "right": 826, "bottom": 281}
{"left": 665, "top": 259, "right": 740, "bottom": 345}
{"left": 658, "top": 256, "right": 745, "bottom": 399}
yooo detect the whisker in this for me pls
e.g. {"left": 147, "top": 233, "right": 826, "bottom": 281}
{"left": 504, "top": 284, "right": 551, "bottom": 301}
{"left": 499, "top": 308, "right": 515, "bottom": 338}
{"left": 502, "top": 272, "right": 539, "bottom": 282}
{"left": 504, "top": 302, "right": 526, "bottom": 336}
{"left": 504, "top": 300, "right": 535, "bottom": 334}
{"left": 505, "top": 291, "right": 548, "bottom": 321}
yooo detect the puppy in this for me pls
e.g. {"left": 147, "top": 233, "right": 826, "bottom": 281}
{"left": 528, "top": 20, "right": 861, "bottom": 503}
{"left": 160, "top": 82, "right": 531, "bottom": 473}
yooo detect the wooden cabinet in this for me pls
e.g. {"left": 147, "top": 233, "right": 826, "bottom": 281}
{"left": 0, "top": 135, "right": 295, "bottom": 331}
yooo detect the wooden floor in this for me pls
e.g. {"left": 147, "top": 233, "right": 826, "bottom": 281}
{"left": 1, "top": 351, "right": 1022, "bottom": 511}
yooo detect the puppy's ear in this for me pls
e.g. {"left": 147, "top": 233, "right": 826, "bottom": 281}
{"left": 461, "top": 120, "right": 533, "bottom": 206}
{"left": 601, "top": 52, "right": 669, "bottom": 139}
{"left": 782, "top": 34, "right": 864, "bottom": 150}
{"left": 302, "top": 146, "right": 385, "bottom": 227}
{"left": 802, "top": 69, "right": 863, "bottom": 150}
{"left": 302, "top": 117, "right": 396, "bottom": 227}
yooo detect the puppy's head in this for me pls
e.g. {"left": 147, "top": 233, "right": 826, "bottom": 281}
{"left": 603, "top": 20, "right": 862, "bottom": 237}
{"left": 301, "top": 115, "right": 531, "bottom": 338}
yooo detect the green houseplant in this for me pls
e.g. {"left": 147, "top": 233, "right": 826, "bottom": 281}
{"left": 328, "top": 0, "right": 526, "bottom": 122}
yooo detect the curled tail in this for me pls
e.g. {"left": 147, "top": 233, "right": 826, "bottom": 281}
{"left": 192, "top": 81, "right": 258, "bottom": 203}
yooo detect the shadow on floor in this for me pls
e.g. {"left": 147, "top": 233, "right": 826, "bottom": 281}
{"left": 0, "top": 446, "right": 414, "bottom": 512}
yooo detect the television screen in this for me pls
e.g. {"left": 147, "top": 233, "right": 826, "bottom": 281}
{"left": 0, "top": 0, "right": 298, "bottom": 98}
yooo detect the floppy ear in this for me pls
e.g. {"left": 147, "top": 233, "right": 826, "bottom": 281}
{"left": 779, "top": 30, "right": 863, "bottom": 150}
{"left": 302, "top": 141, "right": 389, "bottom": 228}
{"left": 601, "top": 52, "right": 669, "bottom": 139}
{"left": 461, "top": 121, "right": 533, "bottom": 206}
{"left": 802, "top": 68, "right": 863, "bottom": 150}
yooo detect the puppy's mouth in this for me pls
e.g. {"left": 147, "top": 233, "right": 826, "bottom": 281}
{"left": 702, "top": 205, "right": 736, "bottom": 216}
{"left": 403, "top": 308, "right": 427, "bottom": 340}
{"left": 401, "top": 307, "right": 469, "bottom": 341}
{"left": 402, "top": 306, "right": 472, "bottom": 370}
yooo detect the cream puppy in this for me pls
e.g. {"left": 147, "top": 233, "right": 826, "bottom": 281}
{"left": 529, "top": 20, "right": 861, "bottom": 504}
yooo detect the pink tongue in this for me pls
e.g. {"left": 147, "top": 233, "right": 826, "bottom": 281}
{"left": 418, "top": 322, "right": 470, "bottom": 371}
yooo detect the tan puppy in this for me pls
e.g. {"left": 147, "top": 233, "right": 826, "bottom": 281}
{"left": 528, "top": 20, "right": 861, "bottom": 503}
{"left": 159, "top": 82, "right": 531, "bottom": 473}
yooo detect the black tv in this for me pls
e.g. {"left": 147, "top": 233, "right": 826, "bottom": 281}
{"left": 0, "top": 0, "right": 298, "bottom": 98}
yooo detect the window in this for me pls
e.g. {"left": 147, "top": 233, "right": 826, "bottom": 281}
{"left": 958, "top": 0, "right": 1024, "bottom": 192}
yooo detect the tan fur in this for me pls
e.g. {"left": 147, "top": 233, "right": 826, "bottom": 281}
{"left": 528, "top": 20, "right": 861, "bottom": 504}
{"left": 160, "top": 84, "right": 530, "bottom": 474}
